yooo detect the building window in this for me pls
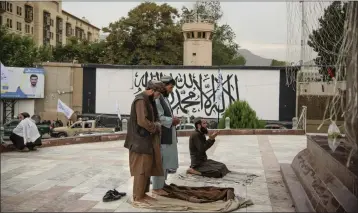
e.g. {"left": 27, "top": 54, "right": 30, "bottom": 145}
{"left": 87, "top": 32, "right": 92, "bottom": 41}
{"left": 50, "top": 32, "right": 54, "bottom": 39}
{"left": 56, "top": 17, "right": 63, "bottom": 32}
{"left": 0, "top": 2, "right": 6, "bottom": 12}
{"left": 50, "top": 19, "right": 54, "bottom": 26}
{"left": 6, "top": 2, "right": 12, "bottom": 13}
{"left": 66, "top": 23, "right": 72, "bottom": 36}
{"left": 16, "top": 6, "right": 22, "bottom": 16}
{"left": 202, "top": 32, "right": 206, "bottom": 39}
{"left": 0, "top": 15, "right": 2, "bottom": 26}
{"left": 25, "top": 24, "right": 30, "bottom": 33}
{"left": 16, "top": 22, "right": 21, "bottom": 31}
{"left": 31, "top": 26, "right": 33, "bottom": 34}
{"left": 6, "top": 18, "right": 12, "bottom": 28}
{"left": 24, "top": 5, "right": 33, "bottom": 23}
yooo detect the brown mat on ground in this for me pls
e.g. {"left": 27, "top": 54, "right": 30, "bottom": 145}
{"left": 130, "top": 195, "right": 253, "bottom": 212}
{"left": 129, "top": 184, "right": 253, "bottom": 212}
{"left": 162, "top": 183, "right": 235, "bottom": 203}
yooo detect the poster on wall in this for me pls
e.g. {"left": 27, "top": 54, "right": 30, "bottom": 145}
{"left": 0, "top": 65, "right": 45, "bottom": 99}
{"left": 95, "top": 68, "right": 281, "bottom": 120}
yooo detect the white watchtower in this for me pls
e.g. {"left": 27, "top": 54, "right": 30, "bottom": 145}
{"left": 182, "top": 15, "right": 214, "bottom": 66}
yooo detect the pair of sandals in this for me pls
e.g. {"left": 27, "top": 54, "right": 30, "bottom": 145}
{"left": 103, "top": 189, "right": 127, "bottom": 202}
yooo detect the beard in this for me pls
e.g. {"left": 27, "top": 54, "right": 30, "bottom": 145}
{"left": 163, "top": 90, "right": 170, "bottom": 97}
{"left": 200, "top": 127, "right": 208, "bottom": 134}
{"left": 148, "top": 95, "right": 154, "bottom": 101}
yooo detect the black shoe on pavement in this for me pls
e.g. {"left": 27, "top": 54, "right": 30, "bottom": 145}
{"left": 103, "top": 190, "right": 121, "bottom": 202}
{"left": 168, "top": 169, "right": 177, "bottom": 174}
{"left": 111, "top": 189, "right": 126, "bottom": 197}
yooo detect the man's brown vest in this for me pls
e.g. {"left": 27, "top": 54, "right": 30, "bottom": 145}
{"left": 124, "top": 92, "right": 156, "bottom": 155}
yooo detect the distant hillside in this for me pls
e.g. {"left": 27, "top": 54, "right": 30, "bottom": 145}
{"left": 237, "top": 49, "right": 272, "bottom": 66}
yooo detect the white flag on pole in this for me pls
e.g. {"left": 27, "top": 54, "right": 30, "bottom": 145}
{"left": 115, "top": 100, "right": 121, "bottom": 120}
{"left": 57, "top": 99, "right": 74, "bottom": 119}
{"left": 215, "top": 69, "right": 223, "bottom": 107}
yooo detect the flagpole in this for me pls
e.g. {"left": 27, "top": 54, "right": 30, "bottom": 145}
{"left": 217, "top": 93, "right": 220, "bottom": 129}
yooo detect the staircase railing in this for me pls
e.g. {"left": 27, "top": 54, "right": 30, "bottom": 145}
{"left": 296, "top": 106, "right": 308, "bottom": 133}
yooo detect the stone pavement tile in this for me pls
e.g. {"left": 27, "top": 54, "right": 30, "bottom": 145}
{"left": 246, "top": 204, "right": 273, "bottom": 212}
{"left": 26, "top": 180, "right": 60, "bottom": 191}
{"left": 246, "top": 169, "right": 266, "bottom": 183}
{"left": 35, "top": 192, "right": 85, "bottom": 212}
{"left": 48, "top": 166, "right": 90, "bottom": 181}
{"left": 57, "top": 173, "right": 89, "bottom": 187}
{"left": 0, "top": 202, "right": 19, "bottom": 212}
{"left": 1, "top": 177, "right": 25, "bottom": 189}
{"left": 271, "top": 205, "right": 295, "bottom": 212}
{"left": 12, "top": 170, "right": 45, "bottom": 179}
{"left": 247, "top": 181, "right": 270, "bottom": 196}
{"left": 58, "top": 167, "right": 102, "bottom": 187}
{"left": 257, "top": 137, "right": 280, "bottom": 171}
{"left": 1, "top": 182, "right": 37, "bottom": 196}
{"left": 62, "top": 200, "right": 98, "bottom": 212}
{"left": 1, "top": 165, "right": 31, "bottom": 181}
{"left": 266, "top": 182, "right": 295, "bottom": 209}
{"left": 264, "top": 171, "right": 282, "bottom": 182}
{"left": 68, "top": 174, "right": 105, "bottom": 194}
{"left": 95, "top": 177, "right": 123, "bottom": 189}
{"left": 15, "top": 186, "right": 72, "bottom": 211}
{"left": 88, "top": 208, "right": 115, "bottom": 212}
{"left": 80, "top": 188, "right": 109, "bottom": 201}
{"left": 114, "top": 200, "right": 139, "bottom": 212}
{"left": 2, "top": 190, "right": 42, "bottom": 205}
{"left": 92, "top": 199, "right": 125, "bottom": 210}
{"left": 246, "top": 193, "right": 271, "bottom": 206}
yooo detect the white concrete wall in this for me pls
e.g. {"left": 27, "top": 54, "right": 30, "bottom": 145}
{"left": 95, "top": 68, "right": 280, "bottom": 120}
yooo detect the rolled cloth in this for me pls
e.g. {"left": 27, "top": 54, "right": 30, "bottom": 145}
{"left": 146, "top": 80, "right": 166, "bottom": 93}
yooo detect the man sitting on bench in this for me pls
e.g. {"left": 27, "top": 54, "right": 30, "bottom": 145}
{"left": 187, "top": 118, "right": 230, "bottom": 178}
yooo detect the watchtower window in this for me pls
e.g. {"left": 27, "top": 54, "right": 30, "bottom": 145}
{"left": 202, "top": 32, "right": 206, "bottom": 39}
{"left": 186, "top": 32, "right": 191, "bottom": 39}
{"left": 191, "top": 32, "right": 194, "bottom": 38}
{"left": 198, "top": 32, "right": 202, "bottom": 38}
{"left": 192, "top": 53, "right": 196, "bottom": 56}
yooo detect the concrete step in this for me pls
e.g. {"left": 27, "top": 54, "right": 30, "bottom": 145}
{"left": 280, "top": 163, "right": 315, "bottom": 213}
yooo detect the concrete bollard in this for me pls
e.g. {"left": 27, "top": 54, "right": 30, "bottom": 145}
{"left": 122, "top": 119, "right": 128, "bottom": 132}
{"left": 225, "top": 117, "right": 230, "bottom": 129}
{"left": 292, "top": 117, "right": 298, "bottom": 129}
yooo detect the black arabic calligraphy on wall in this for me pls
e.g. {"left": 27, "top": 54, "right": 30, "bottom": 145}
{"left": 133, "top": 71, "right": 240, "bottom": 117}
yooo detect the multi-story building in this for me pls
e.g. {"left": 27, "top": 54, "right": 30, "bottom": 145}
{"left": 0, "top": 1, "right": 100, "bottom": 46}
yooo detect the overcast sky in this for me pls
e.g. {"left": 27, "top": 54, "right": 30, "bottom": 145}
{"left": 62, "top": 1, "right": 294, "bottom": 62}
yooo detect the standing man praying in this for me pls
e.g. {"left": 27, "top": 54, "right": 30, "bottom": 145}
{"left": 124, "top": 80, "right": 166, "bottom": 203}
{"left": 151, "top": 76, "right": 180, "bottom": 196}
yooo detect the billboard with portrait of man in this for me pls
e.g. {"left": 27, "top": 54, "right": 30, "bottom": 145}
{"left": 0, "top": 64, "right": 45, "bottom": 99}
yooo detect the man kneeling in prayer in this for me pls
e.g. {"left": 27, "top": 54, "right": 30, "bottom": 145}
{"left": 187, "top": 118, "right": 230, "bottom": 178}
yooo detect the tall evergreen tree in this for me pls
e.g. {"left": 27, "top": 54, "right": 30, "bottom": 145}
{"left": 307, "top": 1, "right": 347, "bottom": 80}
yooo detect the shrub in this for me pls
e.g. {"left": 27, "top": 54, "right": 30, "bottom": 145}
{"left": 218, "top": 100, "right": 266, "bottom": 129}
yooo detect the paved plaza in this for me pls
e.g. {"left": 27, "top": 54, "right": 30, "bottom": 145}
{"left": 1, "top": 135, "right": 306, "bottom": 212}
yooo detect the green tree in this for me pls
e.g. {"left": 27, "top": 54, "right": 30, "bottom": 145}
{"left": 181, "top": 1, "right": 246, "bottom": 65}
{"left": 102, "top": 2, "right": 183, "bottom": 65}
{"left": 270, "top": 59, "right": 287, "bottom": 66}
{"left": 218, "top": 100, "right": 265, "bottom": 129}
{"left": 52, "top": 37, "right": 106, "bottom": 63}
{"left": 0, "top": 27, "right": 38, "bottom": 67}
{"left": 307, "top": 1, "right": 347, "bottom": 80}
